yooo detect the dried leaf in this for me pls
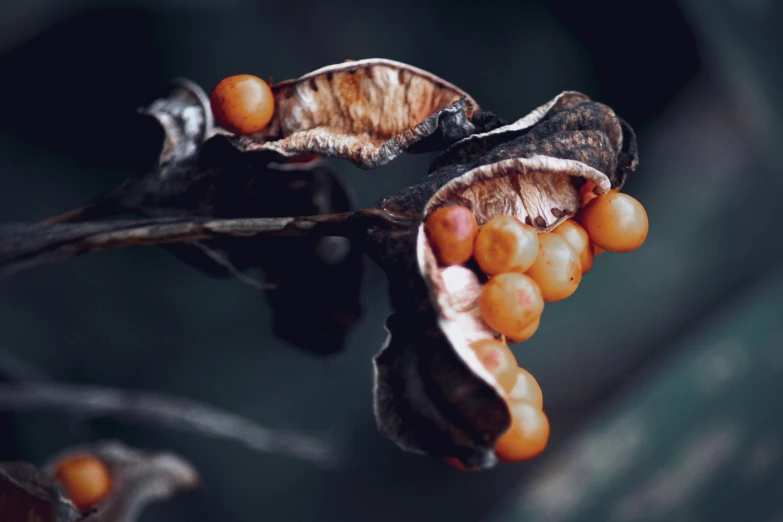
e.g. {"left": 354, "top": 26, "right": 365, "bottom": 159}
{"left": 0, "top": 462, "right": 81, "bottom": 522}
{"left": 44, "top": 441, "right": 198, "bottom": 522}
{"left": 224, "top": 59, "right": 481, "bottom": 168}
{"left": 369, "top": 91, "right": 635, "bottom": 468}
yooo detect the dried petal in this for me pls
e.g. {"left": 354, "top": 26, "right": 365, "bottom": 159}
{"left": 0, "top": 462, "right": 81, "bottom": 522}
{"left": 224, "top": 59, "right": 480, "bottom": 168}
{"left": 45, "top": 441, "right": 198, "bottom": 522}
{"left": 140, "top": 78, "right": 214, "bottom": 167}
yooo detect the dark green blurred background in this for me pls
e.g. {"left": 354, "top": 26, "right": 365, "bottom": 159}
{"left": 1, "top": 0, "right": 782, "bottom": 521}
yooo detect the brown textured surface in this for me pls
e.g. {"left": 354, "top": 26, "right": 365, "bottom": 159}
{"left": 231, "top": 59, "right": 478, "bottom": 168}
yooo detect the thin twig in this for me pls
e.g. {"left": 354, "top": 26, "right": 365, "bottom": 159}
{"left": 0, "top": 210, "right": 370, "bottom": 278}
{"left": 0, "top": 382, "right": 341, "bottom": 467}
{"left": 0, "top": 350, "right": 49, "bottom": 383}
{"left": 189, "top": 241, "right": 276, "bottom": 291}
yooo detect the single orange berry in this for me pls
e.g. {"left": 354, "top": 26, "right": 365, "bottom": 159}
{"left": 581, "top": 193, "right": 648, "bottom": 252}
{"left": 553, "top": 220, "right": 594, "bottom": 274}
{"left": 210, "top": 74, "right": 275, "bottom": 135}
{"left": 55, "top": 454, "right": 112, "bottom": 511}
{"left": 508, "top": 367, "right": 543, "bottom": 409}
{"left": 506, "top": 316, "right": 540, "bottom": 344}
{"left": 424, "top": 205, "right": 479, "bottom": 265}
{"left": 470, "top": 339, "right": 518, "bottom": 392}
{"left": 525, "top": 233, "right": 582, "bottom": 302}
{"left": 473, "top": 215, "right": 539, "bottom": 276}
{"left": 495, "top": 400, "right": 550, "bottom": 462}
{"left": 478, "top": 273, "right": 544, "bottom": 337}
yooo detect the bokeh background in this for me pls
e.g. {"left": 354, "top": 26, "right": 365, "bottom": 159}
{"left": 1, "top": 0, "right": 782, "bottom": 521}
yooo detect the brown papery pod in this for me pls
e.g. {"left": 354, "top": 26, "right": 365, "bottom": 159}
{"left": 0, "top": 462, "right": 82, "bottom": 522}
{"left": 45, "top": 441, "right": 198, "bottom": 522}
{"left": 371, "top": 91, "right": 632, "bottom": 469}
{"left": 223, "top": 59, "right": 504, "bottom": 168}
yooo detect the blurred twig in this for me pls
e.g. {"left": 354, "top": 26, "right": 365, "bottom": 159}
{"left": 0, "top": 350, "right": 48, "bottom": 383}
{"left": 0, "top": 381, "right": 341, "bottom": 467}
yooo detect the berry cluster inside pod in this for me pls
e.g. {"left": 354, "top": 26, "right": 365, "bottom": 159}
{"left": 414, "top": 155, "right": 611, "bottom": 466}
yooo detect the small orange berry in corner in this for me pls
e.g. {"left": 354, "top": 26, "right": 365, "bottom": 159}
{"left": 473, "top": 215, "right": 539, "bottom": 276}
{"left": 525, "top": 233, "right": 582, "bottom": 302}
{"left": 580, "top": 193, "right": 648, "bottom": 253}
{"left": 478, "top": 273, "right": 544, "bottom": 338}
{"left": 508, "top": 367, "right": 543, "bottom": 410}
{"left": 55, "top": 454, "right": 112, "bottom": 511}
{"left": 210, "top": 74, "right": 275, "bottom": 135}
{"left": 470, "top": 339, "right": 518, "bottom": 392}
{"left": 495, "top": 400, "right": 550, "bottom": 462}
{"left": 424, "top": 205, "right": 479, "bottom": 265}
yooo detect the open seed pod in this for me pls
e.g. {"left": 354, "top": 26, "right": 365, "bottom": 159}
{"left": 45, "top": 441, "right": 198, "bottom": 522}
{"left": 0, "top": 462, "right": 82, "bottom": 522}
{"left": 220, "top": 58, "right": 507, "bottom": 168}
{"left": 370, "top": 91, "right": 636, "bottom": 468}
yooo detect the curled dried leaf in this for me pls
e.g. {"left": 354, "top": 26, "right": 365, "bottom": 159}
{"left": 45, "top": 441, "right": 198, "bottom": 522}
{"left": 0, "top": 462, "right": 81, "bottom": 522}
{"left": 223, "top": 59, "right": 481, "bottom": 168}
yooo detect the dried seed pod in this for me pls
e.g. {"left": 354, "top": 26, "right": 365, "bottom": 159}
{"left": 0, "top": 462, "right": 81, "bottom": 522}
{"left": 369, "top": 90, "right": 636, "bottom": 468}
{"left": 45, "top": 441, "right": 198, "bottom": 522}
{"left": 221, "top": 59, "right": 482, "bottom": 168}
{"left": 44, "top": 80, "right": 364, "bottom": 355}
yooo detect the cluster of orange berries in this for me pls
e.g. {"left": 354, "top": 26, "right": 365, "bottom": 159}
{"left": 425, "top": 181, "right": 648, "bottom": 466}
{"left": 53, "top": 454, "right": 112, "bottom": 511}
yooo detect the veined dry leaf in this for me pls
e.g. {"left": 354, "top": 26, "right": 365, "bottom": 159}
{"left": 45, "top": 441, "right": 198, "bottom": 522}
{"left": 223, "top": 58, "right": 492, "bottom": 168}
{"left": 0, "top": 462, "right": 81, "bottom": 522}
{"left": 370, "top": 91, "right": 635, "bottom": 468}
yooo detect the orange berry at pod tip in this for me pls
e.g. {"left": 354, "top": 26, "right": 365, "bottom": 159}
{"left": 580, "top": 193, "right": 648, "bottom": 253}
{"left": 55, "top": 454, "right": 112, "bottom": 511}
{"left": 210, "top": 74, "right": 275, "bottom": 135}
{"left": 506, "top": 316, "right": 540, "bottom": 344}
{"left": 424, "top": 205, "right": 479, "bottom": 265}
{"left": 508, "top": 367, "right": 543, "bottom": 410}
{"left": 495, "top": 400, "right": 550, "bottom": 462}
{"left": 470, "top": 339, "right": 518, "bottom": 392}
{"left": 479, "top": 273, "right": 544, "bottom": 338}
{"left": 525, "top": 233, "right": 582, "bottom": 302}
{"left": 553, "top": 219, "right": 594, "bottom": 274}
{"left": 473, "top": 215, "right": 539, "bottom": 276}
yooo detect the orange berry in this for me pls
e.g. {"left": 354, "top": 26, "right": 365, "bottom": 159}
{"left": 473, "top": 215, "right": 539, "bottom": 276}
{"left": 495, "top": 400, "right": 550, "bottom": 462}
{"left": 424, "top": 205, "right": 478, "bottom": 265}
{"left": 506, "top": 316, "right": 540, "bottom": 344}
{"left": 470, "top": 339, "right": 518, "bottom": 392}
{"left": 478, "top": 273, "right": 544, "bottom": 337}
{"left": 553, "top": 220, "right": 594, "bottom": 274}
{"left": 55, "top": 454, "right": 112, "bottom": 511}
{"left": 525, "top": 233, "right": 582, "bottom": 302}
{"left": 508, "top": 367, "right": 543, "bottom": 409}
{"left": 210, "top": 74, "right": 275, "bottom": 135}
{"left": 581, "top": 193, "right": 648, "bottom": 252}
